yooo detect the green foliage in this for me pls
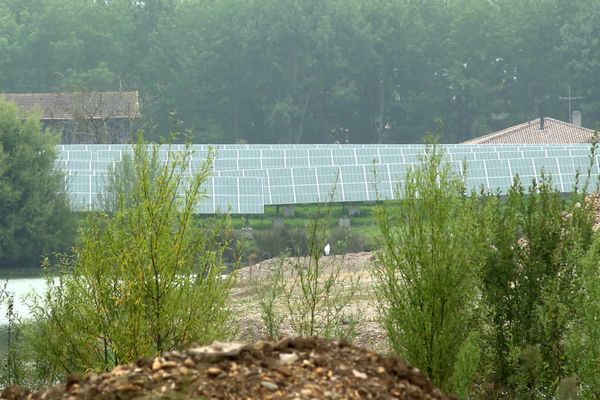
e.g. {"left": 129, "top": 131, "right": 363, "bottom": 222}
{"left": 450, "top": 332, "right": 482, "bottom": 400}
{"left": 0, "top": 98, "right": 75, "bottom": 268}
{"left": 480, "top": 174, "right": 594, "bottom": 397}
{"left": 329, "top": 226, "right": 378, "bottom": 253}
{"left": 373, "top": 144, "right": 596, "bottom": 397}
{"left": 0, "top": 283, "right": 53, "bottom": 390}
{"left": 513, "top": 344, "right": 545, "bottom": 398}
{"left": 255, "top": 202, "right": 360, "bottom": 340}
{"left": 253, "top": 227, "right": 309, "bottom": 260}
{"left": 251, "top": 224, "right": 375, "bottom": 261}
{"left": 0, "top": 286, "right": 21, "bottom": 387}
{"left": 1, "top": 293, "right": 23, "bottom": 387}
{"left": 26, "top": 142, "right": 235, "bottom": 376}
{"left": 281, "top": 204, "right": 360, "bottom": 339}
{"left": 2, "top": 0, "right": 599, "bottom": 143}
{"left": 566, "top": 229, "right": 600, "bottom": 398}
{"left": 99, "top": 150, "right": 157, "bottom": 212}
{"left": 255, "top": 264, "right": 284, "bottom": 341}
{"left": 374, "top": 143, "right": 489, "bottom": 391}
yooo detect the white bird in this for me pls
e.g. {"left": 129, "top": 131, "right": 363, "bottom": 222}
{"left": 324, "top": 243, "right": 331, "bottom": 256}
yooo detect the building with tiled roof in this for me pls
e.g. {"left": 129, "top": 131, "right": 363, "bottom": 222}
{"left": 463, "top": 117, "right": 597, "bottom": 144}
{"left": 1, "top": 91, "right": 140, "bottom": 144}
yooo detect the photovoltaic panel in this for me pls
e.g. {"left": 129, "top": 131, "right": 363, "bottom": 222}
{"left": 56, "top": 144, "right": 600, "bottom": 214}
{"left": 64, "top": 169, "right": 263, "bottom": 214}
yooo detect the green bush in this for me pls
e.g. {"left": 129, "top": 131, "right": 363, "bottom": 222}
{"left": 282, "top": 204, "right": 360, "bottom": 339}
{"left": 329, "top": 226, "right": 377, "bottom": 253}
{"left": 374, "top": 142, "right": 489, "bottom": 393}
{"left": 481, "top": 175, "right": 594, "bottom": 398}
{"left": 566, "top": 224, "right": 600, "bottom": 398}
{"left": 26, "top": 141, "right": 235, "bottom": 376}
{"left": 253, "top": 227, "right": 309, "bottom": 259}
{"left": 251, "top": 224, "right": 376, "bottom": 261}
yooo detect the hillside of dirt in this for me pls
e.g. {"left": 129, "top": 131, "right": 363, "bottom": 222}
{"left": 1, "top": 337, "right": 453, "bottom": 400}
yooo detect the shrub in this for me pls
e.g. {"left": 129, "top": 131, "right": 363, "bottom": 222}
{"left": 566, "top": 220, "right": 600, "bottom": 398}
{"left": 255, "top": 202, "right": 360, "bottom": 340}
{"left": 253, "top": 227, "right": 309, "bottom": 260}
{"left": 373, "top": 142, "right": 489, "bottom": 393}
{"left": 26, "top": 141, "right": 235, "bottom": 375}
{"left": 481, "top": 174, "right": 594, "bottom": 397}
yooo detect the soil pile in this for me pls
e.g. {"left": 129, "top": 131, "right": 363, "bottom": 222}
{"left": 1, "top": 337, "right": 452, "bottom": 400}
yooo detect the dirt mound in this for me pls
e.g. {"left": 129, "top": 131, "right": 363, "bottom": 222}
{"left": 1, "top": 337, "right": 452, "bottom": 400}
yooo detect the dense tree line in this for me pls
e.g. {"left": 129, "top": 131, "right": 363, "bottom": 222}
{"left": 1, "top": 0, "right": 599, "bottom": 143}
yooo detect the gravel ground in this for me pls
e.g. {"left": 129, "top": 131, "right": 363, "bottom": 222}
{"left": 1, "top": 337, "right": 453, "bottom": 400}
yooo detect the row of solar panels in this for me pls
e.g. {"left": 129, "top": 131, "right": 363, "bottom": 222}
{"left": 58, "top": 143, "right": 596, "bottom": 151}
{"left": 56, "top": 144, "right": 600, "bottom": 214}
{"left": 56, "top": 150, "right": 596, "bottom": 171}
{"left": 57, "top": 144, "right": 596, "bottom": 163}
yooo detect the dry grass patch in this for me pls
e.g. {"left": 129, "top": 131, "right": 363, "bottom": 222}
{"left": 230, "top": 252, "right": 388, "bottom": 353}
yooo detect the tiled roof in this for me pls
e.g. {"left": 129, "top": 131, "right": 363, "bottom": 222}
{"left": 463, "top": 118, "right": 596, "bottom": 144}
{"left": 1, "top": 91, "right": 139, "bottom": 120}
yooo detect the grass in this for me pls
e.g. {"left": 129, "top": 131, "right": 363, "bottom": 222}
{"left": 227, "top": 203, "right": 381, "bottom": 258}
{"left": 231, "top": 203, "right": 378, "bottom": 229}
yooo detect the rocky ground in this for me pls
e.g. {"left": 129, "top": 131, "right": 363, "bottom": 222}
{"left": 1, "top": 337, "right": 453, "bottom": 400}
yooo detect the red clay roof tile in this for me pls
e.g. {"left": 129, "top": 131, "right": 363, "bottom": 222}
{"left": 463, "top": 118, "right": 596, "bottom": 144}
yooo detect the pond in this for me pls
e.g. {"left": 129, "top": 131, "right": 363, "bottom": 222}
{"left": 0, "top": 276, "right": 48, "bottom": 325}
{"left": 0, "top": 273, "right": 47, "bottom": 357}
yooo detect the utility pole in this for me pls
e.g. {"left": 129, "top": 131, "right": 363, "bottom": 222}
{"left": 559, "top": 86, "right": 585, "bottom": 123}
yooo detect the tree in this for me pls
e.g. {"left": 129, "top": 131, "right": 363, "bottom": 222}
{"left": 567, "top": 222, "right": 600, "bottom": 398}
{"left": 4, "top": 0, "right": 600, "bottom": 143}
{"left": 481, "top": 174, "right": 594, "bottom": 397}
{"left": 27, "top": 140, "right": 235, "bottom": 375}
{"left": 559, "top": 0, "right": 600, "bottom": 124}
{"left": 374, "top": 141, "right": 489, "bottom": 393}
{"left": 0, "top": 97, "right": 75, "bottom": 268}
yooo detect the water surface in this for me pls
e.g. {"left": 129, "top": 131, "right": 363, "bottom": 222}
{"left": 0, "top": 277, "right": 47, "bottom": 324}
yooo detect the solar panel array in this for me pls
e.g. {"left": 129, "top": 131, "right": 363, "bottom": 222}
{"left": 56, "top": 144, "right": 600, "bottom": 214}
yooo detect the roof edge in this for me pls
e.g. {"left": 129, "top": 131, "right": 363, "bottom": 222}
{"left": 463, "top": 117, "right": 596, "bottom": 144}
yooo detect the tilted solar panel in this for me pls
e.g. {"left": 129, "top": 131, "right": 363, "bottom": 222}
{"left": 56, "top": 144, "right": 600, "bottom": 214}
